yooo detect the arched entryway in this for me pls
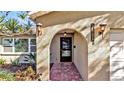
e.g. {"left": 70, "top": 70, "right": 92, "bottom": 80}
{"left": 49, "top": 29, "right": 88, "bottom": 81}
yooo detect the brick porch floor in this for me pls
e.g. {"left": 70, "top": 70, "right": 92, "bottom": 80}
{"left": 50, "top": 62, "right": 83, "bottom": 81}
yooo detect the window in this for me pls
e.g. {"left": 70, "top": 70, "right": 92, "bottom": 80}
{"left": 30, "top": 39, "right": 36, "bottom": 52}
{"left": 2, "top": 38, "right": 36, "bottom": 53}
{"left": 15, "top": 39, "right": 28, "bottom": 52}
{"left": 3, "top": 38, "right": 13, "bottom": 52}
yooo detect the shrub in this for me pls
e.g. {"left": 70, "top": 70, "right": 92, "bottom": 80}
{"left": 0, "top": 69, "right": 15, "bottom": 81}
{"left": 24, "top": 53, "right": 36, "bottom": 63}
{"left": 0, "top": 58, "right": 6, "bottom": 65}
{"left": 10, "top": 58, "right": 20, "bottom": 66}
{"left": 15, "top": 66, "right": 38, "bottom": 81}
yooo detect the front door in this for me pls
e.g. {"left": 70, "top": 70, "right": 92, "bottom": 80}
{"left": 60, "top": 37, "right": 72, "bottom": 62}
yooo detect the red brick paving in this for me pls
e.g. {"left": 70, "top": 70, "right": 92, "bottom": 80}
{"left": 50, "top": 62, "right": 83, "bottom": 81}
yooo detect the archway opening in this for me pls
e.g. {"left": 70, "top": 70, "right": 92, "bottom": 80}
{"left": 49, "top": 29, "right": 88, "bottom": 81}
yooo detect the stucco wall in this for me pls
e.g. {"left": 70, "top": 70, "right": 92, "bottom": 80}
{"left": 0, "top": 54, "right": 30, "bottom": 64}
{"left": 109, "top": 12, "right": 124, "bottom": 28}
{"left": 37, "top": 12, "right": 110, "bottom": 81}
{"left": 35, "top": 11, "right": 109, "bottom": 27}
{"left": 73, "top": 32, "right": 88, "bottom": 80}
{"left": 50, "top": 34, "right": 60, "bottom": 63}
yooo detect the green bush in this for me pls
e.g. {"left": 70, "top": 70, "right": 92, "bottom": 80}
{"left": 24, "top": 53, "right": 36, "bottom": 63}
{"left": 10, "top": 58, "right": 20, "bottom": 66}
{"left": 0, "top": 58, "right": 6, "bottom": 65}
{"left": 0, "top": 69, "right": 15, "bottom": 81}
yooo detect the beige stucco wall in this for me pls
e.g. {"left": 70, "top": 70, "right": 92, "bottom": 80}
{"left": 35, "top": 11, "right": 109, "bottom": 27}
{"left": 109, "top": 12, "right": 124, "bottom": 28}
{"left": 86, "top": 12, "right": 124, "bottom": 81}
{"left": 73, "top": 32, "right": 88, "bottom": 80}
{"left": 50, "top": 34, "right": 60, "bottom": 63}
{"left": 36, "top": 12, "right": 110, "bottom": 81}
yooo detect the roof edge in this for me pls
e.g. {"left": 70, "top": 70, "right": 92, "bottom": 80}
{"left": 29, "top": 11, "right": 53, "bottom": 21}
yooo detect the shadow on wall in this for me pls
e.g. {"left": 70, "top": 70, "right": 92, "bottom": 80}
{"left": 88, "top": 57, "right": 110, "bottom": 81}
{"left": 110, "top": 12, "right": 124, "bottom": 28}
{"left": 110, "top": 41, "right": 124, "bottom": 80}
{"left": 88, "top": 27, "right": 109, "bottom": 81}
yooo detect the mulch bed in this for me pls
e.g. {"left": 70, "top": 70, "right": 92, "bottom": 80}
{"left": 0, "top": 63, "right": 36, "bottom": 73}
{"left": 0, "top": 63, "right": 43, "bottom": 81}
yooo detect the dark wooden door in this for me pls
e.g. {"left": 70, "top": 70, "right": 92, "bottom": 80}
{"left": 60, "top": 37, "right": 72, "bottom": 62}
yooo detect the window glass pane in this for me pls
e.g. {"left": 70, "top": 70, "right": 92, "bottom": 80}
{"left": 30, "top": 39, "right": 36, "bottom": 45}
{"left": 30, "top": 46, "right": 36, "bottom": 52}
{"left": 62, "top": 50, "right": 71, "bottom": 57}
{"left": 3, "top": 39, "right": 13, "bottom": 46}
{"left": 4, "top": 47, "right": 13, "bottom": 52}
{"left": 15, "top": 39, "right": 28, "bottom": 52}
{"left": 3, "top": 39, "right": 13, "bottom": 52}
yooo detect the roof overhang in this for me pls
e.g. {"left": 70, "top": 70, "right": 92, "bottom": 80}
{"left": 0, "top": 29, "right": 36, "bottom": 37}
{"left": 29, "top": 11, "right": 53, "bottom": 21}
{"left": 29, "top": 11, "right": 111, "bottom": 27}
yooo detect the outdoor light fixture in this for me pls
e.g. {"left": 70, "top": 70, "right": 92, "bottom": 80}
{"left": 36, "top": 23, "right": 43, "bottom": 36}
{"left": 99, "top": 23, "right": 107, "bottom": 38}
{"left": 64, "top": 32, "right": 67, "bottom": 37}
{"left": 90, "top": 23, "right": 95, "bottom": 45}
{"left": 90, "top": 23, "right": 107, "bottom": 45}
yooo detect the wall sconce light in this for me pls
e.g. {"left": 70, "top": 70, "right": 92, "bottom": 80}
{"left": 64, "top": 32, "right": 67, "bottom": 37}
{"left": 90, "top": 23, "right": 95, "bottom": 45}
{"left": 90, "top": 23, "right": 107, "bottom": 45}
{"left": 99, "top": 23, "right": 107, "bottom": 38}
{"left": 36, "top": 23, "right": 43, "bottom": 36}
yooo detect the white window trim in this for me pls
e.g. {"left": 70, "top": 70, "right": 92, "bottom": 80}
{"left": 29, "top": 38, "right": 36, "bottom": 53}
{"left": 29, "top": 38, "right": 31, "bottom": 53}
{"left": 1, "top": 37, "right": 36, "bottom": 54}
{"left": 12, "top": 38, "right": 14, "bottom": 53}
{"left": 1, "top": 38, "right": 14, "bottom": 54}
{"left": 30, "top": 38, "right": 36, "bottom": 52}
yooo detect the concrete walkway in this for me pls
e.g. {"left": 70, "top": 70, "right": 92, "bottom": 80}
{"left": 50, "top": 62, "right": 83, "bottom": 81}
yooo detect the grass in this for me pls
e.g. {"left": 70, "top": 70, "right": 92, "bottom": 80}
{"left": 0, "top": 69, "right": 15, "bottom": 81}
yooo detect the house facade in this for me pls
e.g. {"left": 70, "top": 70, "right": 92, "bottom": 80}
{"left": 0, "top": 31, "right": 36, "bottom": 64}
{"left": 29, "top": 11, "right": 124, "bottom": 81}
{"left": 1, "top": 11, "right": 124, "bottom": 81}
{"left": 30, "top": 11, "right": 111, "bottom": 81}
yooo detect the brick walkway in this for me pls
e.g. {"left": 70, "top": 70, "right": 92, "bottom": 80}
{"left": 50, "top": 62, "right": 83, "bottom": 81}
